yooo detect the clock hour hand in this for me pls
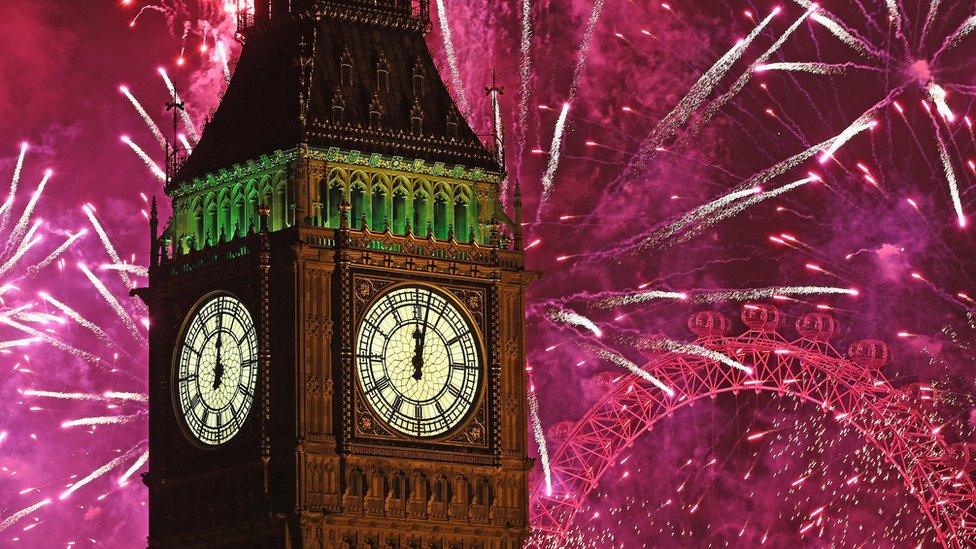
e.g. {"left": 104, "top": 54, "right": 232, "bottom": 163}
{"left": 213, "top": 312, "right": 224, "bottom": 390}
{"left": 411, "top": 326, "right": 424, "bottom": 381}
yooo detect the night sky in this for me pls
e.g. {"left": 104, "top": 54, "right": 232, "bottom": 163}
{"left": 2, "top": 0, "right": 976, "bottom": 546}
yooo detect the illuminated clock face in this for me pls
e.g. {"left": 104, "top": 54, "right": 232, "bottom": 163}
{"left": 174, "top": 294, "right": 258, "bottom": 446}
{"left": 356, "top": 285, "right": 482, "bottom": 438}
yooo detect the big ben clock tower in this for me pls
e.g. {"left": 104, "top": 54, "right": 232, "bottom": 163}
{"left": 140, "top": 1, "right": 532, "bottom": 546}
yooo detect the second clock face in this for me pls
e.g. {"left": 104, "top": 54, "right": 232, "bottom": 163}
{"left": 356, "top": 285, "right": 482, "bottom": 438}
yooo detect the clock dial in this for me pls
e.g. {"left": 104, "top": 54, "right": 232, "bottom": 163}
{"left": 356, "top": 285, "right": 482, "bottom": 438}
{"left": 175, "top": 294, "right": 257, "bottom": 446}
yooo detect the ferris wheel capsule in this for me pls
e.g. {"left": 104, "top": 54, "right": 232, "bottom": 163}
{"left": 795, "top": 312, "right": 837, "bottom": 342}
{"left": 741, "top": 303, "right": 781, "bottom": 332}
{"left": 687, "top": 311, "right": 730, "bottom": 338}
{"left": 847, "top": 339, "right": 889, "bottom": 369}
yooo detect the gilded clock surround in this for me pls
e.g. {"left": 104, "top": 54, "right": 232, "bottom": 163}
{"left": 351, "top": 278, "right": 491, "bottom": 449}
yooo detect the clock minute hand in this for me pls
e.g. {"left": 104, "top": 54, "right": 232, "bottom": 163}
{"left": 213, "top": 312, "right": 224, "bottom": 390}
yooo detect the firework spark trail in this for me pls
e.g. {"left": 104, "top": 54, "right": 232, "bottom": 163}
{"left": 537, "top": 102, "right": 570, "bottom": 218}
{"left": 6, "top": 169, "right": 51, "bottom": 257}
{"left": 489, "top": 83, "right": 507, "bottom": 200}
{"left": 515, "top": 0, "right": 532, "bottom": 172}
{"left": 0, "top": 337, "right": 40, "bottom": 350}
{"left": 121, "top": 136, "right": 166, "bottom": 181}
{"left": 548, "top": 307, "right": 602, "bottom": 338}
{"left": 594, "top": 290, "right": 688, "bottom": 309}
{"left": 0, "top": 142, "right": 29, "bottom": 237}
{"left": 120, "top": 86, "right": 168, "bottom": 151}
{"left": 78, "top": 262, "right": 143, "bottom": 342}
{"left": 178, "top": 133, "right": 194, "bottom": 154}
{"left": 527, "top": 383, "right": 552, "bottom": 496}
{"left": 23, "top": 389, "right": 108, "bottom": 401}
{"left": 0, "top": 499, "right": 52, "bottom": 533}
{"left": 690, "top": 286, "right": 859, "bottom": 304}
{"left": 103, "top": 391, "right": 148, "bottom": 403}
{"left": 61, "top": 414, "right": 143, "bottom": 429}
{"left": 885, "top": 0, "right": 907, "bottom": 44}
{"left": 932, "top": 15, "right": 976, "bottom": 61}
{"left": 818, "top": 113, "right": 878, "bottom": 164}
{"left": 0, "top": 315, "right": 102, "bottom": 364}
{"left": 611, "top": 187, "right": 761, "bottom": 255}
{"left": 433, "top": 0, "right": 469, "bottom": 116}
{"left": 790, "top": 0, "right": 882, "bottom": 57}
{"left": 58, "top": 454, "right": 129, "bottom": 501}
{"left": 84, "top": 204, "right": 134, "bottom": 289}
{"left": 102, "top": 263, "right": 149, "bottom": 277}
{"left": 926, "top": 107, "right": 966, "bottom": 228}
{"left": 640, "top": 338, "right": 753, "bottom": 374}
{"left": 609, "top": 8, "right": 779, "bottom": 194}
{"left": 30, "top": 230, "right": 87, "bottom": 273}
{"left": 926, "top": 83, "right": 956, "bottom": 123}
{"left": 39, "top": 291, "right": 114, "bottom": 343}
{"left": 681, "top": 5, "right": 818, "bottom": 149}
{"left": 117, "top": 451, "right": 149, "bottom": 486}
{"left": 920, "top": 0, "right": 942, "bottom": 44}
{"left": 158, "top": 68, "right": 200, "bottom": 143}
{"left": 755, "top": 62, "right": 876, "bottom": 75}
{"left": 129, "top": 5, "right": 167, "bottom": 28}
{"left": 0, "top": 227, "right": 42, "bottom": 279}
{"left": 588, "top": 345, "right": 675, "bottom": 396}
{"left": 568, "top": 0, "right": 604, "bottom": 104}
{"left": 216, "top": 41, "right": 232, "bottom": 85}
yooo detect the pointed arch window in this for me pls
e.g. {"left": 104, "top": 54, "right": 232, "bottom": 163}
{"left": 454, "top": 197, "right": 469, "bottom": 242}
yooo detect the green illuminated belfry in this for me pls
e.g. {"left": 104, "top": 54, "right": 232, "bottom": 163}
{"left": 165, "top": 0, "right": 505, "bottom": 254}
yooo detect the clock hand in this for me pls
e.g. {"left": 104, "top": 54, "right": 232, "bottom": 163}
{"left": 213, "top": 312, "right": 224, "bottom": 390}
{"left": 411, "top": 326, "right": 424, "bottom": 381}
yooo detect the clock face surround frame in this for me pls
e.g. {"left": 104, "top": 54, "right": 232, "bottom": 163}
{"left": 355, "top": 282, "right": 487, "bottom": 441}
{"left": 172, "top": 292, "right": 258, "bottom": 449}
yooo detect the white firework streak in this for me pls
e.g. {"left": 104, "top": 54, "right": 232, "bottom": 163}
{"left": 30, "top": 229, "right": 87, "bottom": 273}
{"left": 590, "top": 345, "right": 675, "bottom": 396}
{"left": 548, "top": 307, "right": 602, "bottom": 338}
{"left": 490, "top": 86, "right": 507, "bottom": 199}
{"left": 527, "top": 386, "right": 552, "bottom": 496}
{"left": 121, "top": 136, "right": 166, "bottom": 181}
{"left": 39, "top": 290, "right": 114, "bottom": 343}
{"left": 158, "top": 68, "right": 200, "bottom": 143}
{"left": 675, "top": 174, "right": 820, "bottom": 244}
{"left": 927, "top": 108, "right": 966, "bottom": 227}
{"left": 0, "top": 230, "right": 42, "bottom": 279}
{"left": 537, "top": 102, "right": 571, "bottom": 218}
{"left": 921, "top": 0, "right": 942, "bottom": 43}
{"left": 790, "top": 0, "right": 880, "bottom": 57}
{"left": 818, "top": 112, "right": 878, "bottom": 164}
{"left": 0, "top": 498, "right": 52, "bottom": 533}
{"left": 595, "top": 290, "right": 689, "bottom": 308}
{"left": 117, "top": 450, "right": 149, "bottom": 486}
{"left": 24, "top": 389, "right": 107, "bottom": 402}
{"left": 568, "top": 0, "right": 605, "bottom": 102}
{"left": 0, "top": 142, "right": 29, "bottom": 237}
{"left": 61, "top": 414, "right": 143, "bottom": 429}
{"left": 216, "top": 40, "right": 232, "bottom": 85}
{"left": 178, "top": 133, "right": 194, "bottom": 154}
{"left": 58, "top": 454, "right": 129, "bottom": 501}
{"left": 120, "top": 86, "right": 168, "bottom": 151}
{"left": 102, "top": 263, "right": 149, "bottom": 277}
{"left": 885, "top": 0, "right": 904, "bottom": 38}
{"left": 85, "top": 205, "right": 133, "bottom": 289}
{"left": 516, "top": 0, "right": 533, "bottom": 170}
{"left": 755, "top": 62, "right": 874, "bottom": 75}
{"left": 615, "top": 8, "right": 778, "bottom": 188}
{"left": 939, "top": 15, "right": 976, "bottom": 56}
{"left": 644, "top": 338, "right": 752, "bottom": 374}
{"left": 78, "top": 262, "right": 143, "bottom": 342}
{"left": 927, "top": 83, "right": 956, "bottom": 122}
{"left": 690, "top": 285, "right": 859, "bottom": 304}
{"left": 0, "top": 315, "right": 102, "bottom": 364}
{"left": 684, "top": 5, "right": 818, "bottom": 144}
{"left": 103, "top": 391, "right": 148, "bottom": 403}
{"left": 0, "top": 337, "right": 40, "bottom": 350}
{"left": 624, "top": 187, "right": 760, "bottom": 254}
{"left": 433, "top": 0, "right": 469, "bottom": 115}
{"left": 7, "top": 169, "right": 51, "bottom": 256}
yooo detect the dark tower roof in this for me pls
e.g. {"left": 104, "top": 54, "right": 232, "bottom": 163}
{"left": 172, "top": 0, "right": 498, "bottom": 186}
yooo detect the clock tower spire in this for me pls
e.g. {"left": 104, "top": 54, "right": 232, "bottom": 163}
{"left": 142, "top": 1, "right": 531, "bottom": 547}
